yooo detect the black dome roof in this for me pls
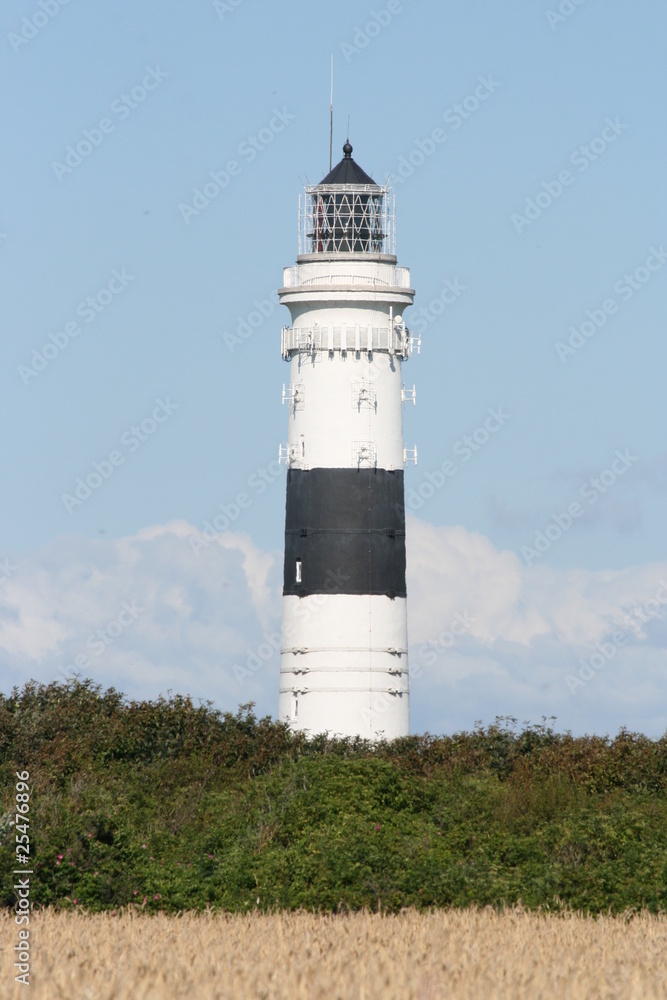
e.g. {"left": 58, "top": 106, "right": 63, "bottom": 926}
{"left": 319, "top": 141, "right": 377, "bottom": 186}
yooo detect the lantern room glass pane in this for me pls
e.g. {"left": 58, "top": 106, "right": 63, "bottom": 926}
{"left": 303, "top": 184, "right": 392, "bottom": 255}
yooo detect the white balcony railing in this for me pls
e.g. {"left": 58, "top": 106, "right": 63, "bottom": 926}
{"left": 301, "top": 273, "right": 389, "bottom": 287}
{"left": 280, "top": 323, "right": 416, "bottom": 360}
{"left": 282, "top": 265, "right": 412, "bottom": 290}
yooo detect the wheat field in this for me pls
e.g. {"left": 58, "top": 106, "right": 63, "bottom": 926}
{"left": 2, "top": 908, "right": 666, "bottom": 999}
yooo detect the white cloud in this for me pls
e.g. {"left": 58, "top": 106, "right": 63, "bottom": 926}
{"left": 406, "top": 516, "right": 667, "bottom": 735}
{"left": 1, "top": 517, "right": 666, "bottom": 735}
{"left": 407, "top": 516, "right": 667, "bottom": 649}
{"left": 0, "top": 521, "right": 282, "bottom": 711}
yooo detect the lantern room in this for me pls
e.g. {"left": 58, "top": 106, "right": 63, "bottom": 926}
{"left": 299, "top": 141, "right": 395, "bottom": 256}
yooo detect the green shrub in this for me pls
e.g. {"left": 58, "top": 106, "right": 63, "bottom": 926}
{"left": 1, "top": 679, "right": 666, "bottom": 914}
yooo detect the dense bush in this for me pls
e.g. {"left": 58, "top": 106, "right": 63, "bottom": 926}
{"left": 1, "top": 679, "right": 666, "bottom": 914}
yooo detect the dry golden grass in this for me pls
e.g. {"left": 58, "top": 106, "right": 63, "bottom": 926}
{"left": 2, "top": 908, "right": 666, "bottom": 999}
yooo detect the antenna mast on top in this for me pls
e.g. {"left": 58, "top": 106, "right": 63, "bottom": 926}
{"left": 329, "top": 54, "right": 333, "bottom": 172}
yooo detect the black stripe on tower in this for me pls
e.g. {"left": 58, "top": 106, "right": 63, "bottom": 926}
{"left": 283, "top": 468, "right": 406, "bottom": 598}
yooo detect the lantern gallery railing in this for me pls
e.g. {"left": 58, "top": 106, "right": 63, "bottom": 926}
{"left": 281, "top": 265, "right": 412, "bottom": 289}
{"left": 280, "top": 324, "right": 419, "bottom": 360}
{"left": 298, "top": 185, "right": 396, "bottom": 256}
{"left": 302, "top": 273, "right": 388, "bottom": 287}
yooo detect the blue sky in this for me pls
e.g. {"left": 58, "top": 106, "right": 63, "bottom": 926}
{"left": 2, "top": 0, "right": 667, "bottom": 736}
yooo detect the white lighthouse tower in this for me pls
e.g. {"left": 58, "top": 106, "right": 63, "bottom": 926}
{"left": 278, "top": 141, "right": 417, "bottom": 740}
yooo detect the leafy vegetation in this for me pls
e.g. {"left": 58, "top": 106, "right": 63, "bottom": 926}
{"left": 2, "top": 679, "right": 666, "bottom": 914}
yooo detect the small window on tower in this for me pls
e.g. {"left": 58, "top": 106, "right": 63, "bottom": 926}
{"left": 294, "top": 695, "right": 299, "bottom": 718}
{"left": 295, "top": 559, "right": 302, "bottom": 583}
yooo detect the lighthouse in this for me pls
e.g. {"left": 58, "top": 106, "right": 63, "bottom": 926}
{"left": 277, "top": 141, "right": 417, "bottom": 740}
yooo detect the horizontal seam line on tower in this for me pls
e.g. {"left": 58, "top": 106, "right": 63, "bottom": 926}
{"left": 281, "top": 668, "right": 406, "bottom": 674}
{"left": 279, "top": 686, "right": 408, "bottom": 695}
{"left": 281, "top": 647, "right": 407, "bottom": 655}
{"left": 285, "top": 528, "right": 405, "bottom": 535}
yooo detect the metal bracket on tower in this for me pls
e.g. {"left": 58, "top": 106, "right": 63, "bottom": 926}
{"left": 280, "top": 438, "right": 307, "bottom": 468}
{"left": 282, "top": 382, "right": 305, "bottom": 411}
{"left": 278, "top": 442, "right": 301, "bottom": 467}
{"left": 401, "top": 384, "right": 416, "bottom": 406}
{"left": 404, "top": 445, "right": 418, "bottom": 465}
{"left": 352, "top": 379, "right": 377, "bottom": 409}
{"left": 295, "top": 327, "right": 322, "bottom": 363}
{"left": 408, "top": 334, "right": 421, "bottom": 356}
{"left": 353, "top": 441, "right": 377, "bottom": 468}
